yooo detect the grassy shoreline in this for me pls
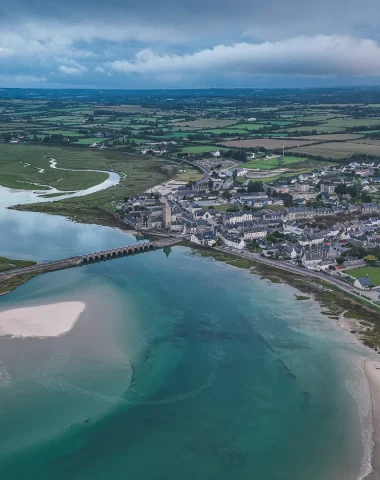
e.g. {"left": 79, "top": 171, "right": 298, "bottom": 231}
{"left": 0, "top": 256, "right": 36, "bottom": 273}
{"left": 0, "top": 257, "right": 37, "bottom": 295}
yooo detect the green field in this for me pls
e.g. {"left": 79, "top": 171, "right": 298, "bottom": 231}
{"left": 242, "top": 156, "right": 308, "bottom": 170}
{"left": 181, "top": 145, "right": 228, "bottom": 154}
{"left": 323, "top": 118, "right": 380, "bottom": 128}
{"left": 74, "top": 137, "right": 110, "bottom": 145}
{"left": 41, "top": 130, "right": 84, "bottom": 137}
{"left": 230, "top": 123, "right": 269, "bottom": 130}
{"left": 348, "top": 266, "right": 380, "bottom": 286}
{"left": 201, "top": 128, "right": 250, "bottom": 134}
{"left": 173, "top": 119, "right": 238, "bottom": 129}
{"left": 0, "top": 256, "right": 35, "bottom": 272}
{"left": 0, "top": 144, "right": 109, "bottom": 191}
{"left": 41, "top": 115, "right": 83, "bottom": 122}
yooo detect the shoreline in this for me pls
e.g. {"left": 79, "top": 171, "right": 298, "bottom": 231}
{"left": 0, "top": 301, "right": 86, "bottom": 338}
{"left": 364, "top": 360, "right": 380, "bottom": 480}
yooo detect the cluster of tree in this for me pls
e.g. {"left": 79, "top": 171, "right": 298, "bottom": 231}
{"left": 345, "top": 243, "right": 380, "bottom": 259}
{"left": 247, "top": 181, "right": 264, "bottom": 192}
{"left": 223, "top": 149, "right": 248, "bottom": 162}
{"left": 279, "top": 193, "right": 294, "bottom": 208}
{"left": 266, "top": 230, "right": 286, "bottom": 244}
{"left": 350, "top": 153, "right": 380, "bottom": 162}
{"left": 334, "top": 183, "right": 360, "bottom": 197}
{"left": 42, "top": 134, "right": 69, "bottom": 144}
{"left": 187, "top": 133, "right": 209, "bottom": 141}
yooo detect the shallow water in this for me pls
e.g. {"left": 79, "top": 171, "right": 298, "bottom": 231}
{"left": 0, "top": 230, "right": 375, "bottom": 479}
{"left": 0, "top": 185, "right": 375, "bottom": 479}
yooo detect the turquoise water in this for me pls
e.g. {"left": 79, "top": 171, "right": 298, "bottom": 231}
{"left": 0, "top": 208, "right": 375, "bottom": 479}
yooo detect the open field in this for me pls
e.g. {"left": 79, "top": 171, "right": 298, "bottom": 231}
{"left": 219, "top": 139, "right": 316, "bottom": 149}
{"left": 354, "top": 139, "right": 380, "bottom": 146}
{"left": 289, "top": 141, "right": 380, "bottom": 159}
{"left": 174, "top": 169, "right": 203, "bottom": 182}
{"left": 227, "top": 123, "right": 270, "bottom": 130}
{"left": 73, "top": 137, "right": 110, "bottom": 144}
{"left": 173, "top": 119, "right": 238, "bottom": 128}
{"left": 348, "top": 266, "right": 380, "bottom": 286}
{"left": 243, "top": 156, "right": 309, "bottom": 170}
{"left": 181, "top": 145, "right": 228, "bottom": 154}
{"left": 285, "top": 125, "right": 344, "bottom": 133}
{"left": 291, "top": 134, "right": 363, "bottom": 141}
{"left": 323, "top": 118, "right": 380, "bottom": 128}
{"left": 41, "top": 130, "right": 84, "bottom": 137}
{"left": 201, "top": 128, "right": 250, "bottom": 134}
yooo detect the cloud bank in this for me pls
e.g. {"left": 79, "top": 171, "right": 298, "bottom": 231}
{"left": 0, "top": 0, "right": 379, "bottom": 87}
{"left": 110, "top": 36, "right": 380, "bottom": 77}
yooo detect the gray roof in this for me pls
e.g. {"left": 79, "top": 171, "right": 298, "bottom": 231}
{"left": 357, "top": 276, "right": 373, "bottom": 287}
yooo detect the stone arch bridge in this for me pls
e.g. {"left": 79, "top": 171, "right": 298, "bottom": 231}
{"left": 0, "top": 238, "right": 181, "bottom": 284}
{"left": 81, "top": 239, "right": 176, "bottom": 263}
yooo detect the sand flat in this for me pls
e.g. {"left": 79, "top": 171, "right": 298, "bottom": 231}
{"left": 0, "top": 302, "right": 86, "bottom": 338}
{"left": 365, "top": 360, "right": 380, "bottom": 480}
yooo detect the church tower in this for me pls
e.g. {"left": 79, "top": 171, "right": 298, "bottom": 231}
{"left": 163, "top": 201, "right": 172, "bottom": 229}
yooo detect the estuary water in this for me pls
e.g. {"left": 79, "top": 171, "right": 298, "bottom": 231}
{"left": 0, "top": 191, "right": 376, "bottom": 479}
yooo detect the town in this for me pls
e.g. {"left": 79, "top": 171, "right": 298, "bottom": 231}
{"left": 116, "top": 155, "right": 380, "bottom": 296}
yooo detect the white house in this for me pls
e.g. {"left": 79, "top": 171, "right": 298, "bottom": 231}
{"left": 191, "top": 232, "right": 216, "bottom": 247}
{"left": 220, "top": 233, "right": 246, "bottom": 250}
{"left": 243, "top": 227, "right": 267, "bottom": 240}
{"left": 225, "top": 212, "right": 254, "bottom": 225}
{"left": 354, "top": 275, "right": 373, "bottom": 290}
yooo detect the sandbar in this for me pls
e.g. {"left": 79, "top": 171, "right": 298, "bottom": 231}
{"left": 0, "top": 301, "right": 86, "bottom": 338}
{"left": 365, "top": 360, "right": 380, "bottom": 480}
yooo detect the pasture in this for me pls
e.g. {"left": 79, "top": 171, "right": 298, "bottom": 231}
{"left": 74, "top": 137, "right": 110, "bottom": 145}
{"left": 230, "top": 123, "right": 270, "bottom": 130}
{"left": 219, "top": 139, "right": 315, "bottom": 149}
{"left": 173, "top": 119, "right": 238, "bottom": 129}
{"left": 243, "top": 156, "right": 308, "bottom": 170}
{"left": 181, "top": 145, "right": 228, "bottom": 154}
{"left": 348, "top": 266, "right": 380, "bottom": 286}
{"left": 289, "top": 141, "right": 380, "bottom": 159}
{"left": 291, "top": 134, "right": 363, "bottom": 141}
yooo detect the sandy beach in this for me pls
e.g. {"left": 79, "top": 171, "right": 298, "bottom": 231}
{"left": 365, "top": 360, "right": 380, "bottom": 480}
{"left": 0, "top": 301, "right": 86, "bottom": 338}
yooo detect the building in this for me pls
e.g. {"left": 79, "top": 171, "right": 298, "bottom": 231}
{"left": 220, "top": 233, "right": 246, "bottom": 250}
{"left": 224, "top": 211, "right": 254, "bottom": 225}
{"left": 302, "top": 249, "right": 324, "bottom": 269}
{"left": 242, "top": 226, "right": 267, "bottom": 240}
{"left": 147, "top": 217, "right": 163, "bottom": 229}
{"left": 362, "top": 203, "right": 379, "bottom": 214}
{"left": 163, "top": 201, "right": 172, "bottom": 228}
{"left": 296, "top": 182, "right": 310, "bottom": 193}
{"left": 190, "top": 231, "right": 217, "bottom": 247}
{"left": 354, "top": 275, "right": 374, "bottom": 290}
{"left": 286, "top": 207, "right": 315, "bottom": 221}
{"left": 320, "top": 184, "right": 336, "bottom": 194}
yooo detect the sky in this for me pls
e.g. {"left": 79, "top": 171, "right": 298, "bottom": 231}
{"left": 1, "top": 0, "right": 380, "bottom": 89}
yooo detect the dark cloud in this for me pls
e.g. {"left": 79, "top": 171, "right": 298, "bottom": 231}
{"left": 0, "top": 0, "right": 379, "bottom": 87}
